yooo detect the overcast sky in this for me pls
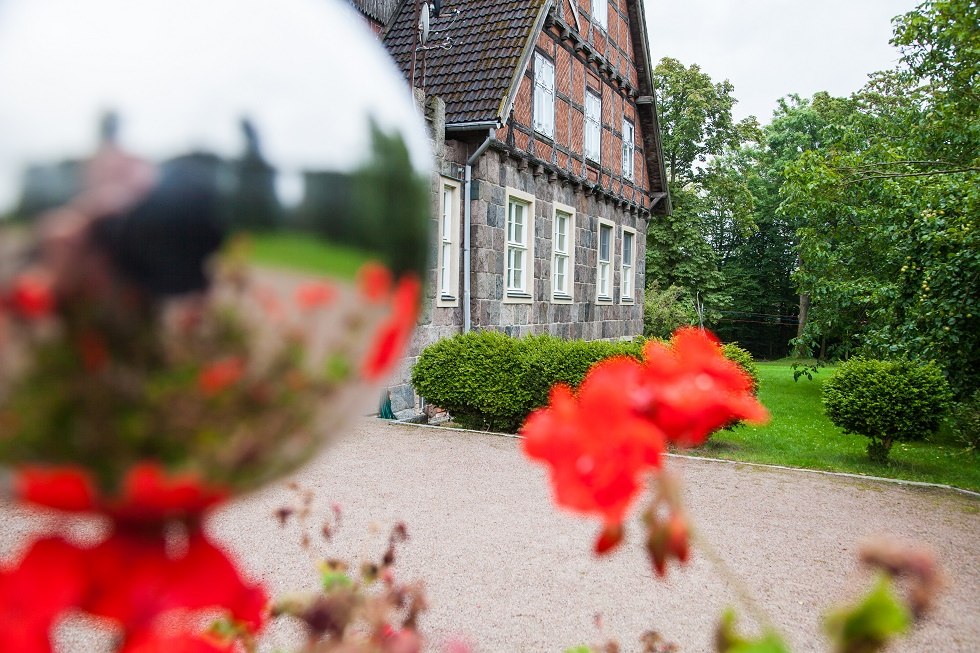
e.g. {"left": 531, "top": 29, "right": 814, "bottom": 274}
{"left": 645, "top": 0, "right": 921, "bottom": 125}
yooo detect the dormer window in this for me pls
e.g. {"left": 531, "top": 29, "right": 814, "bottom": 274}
{"left": 592, "top": 0, "right": 608, "bottom": 30}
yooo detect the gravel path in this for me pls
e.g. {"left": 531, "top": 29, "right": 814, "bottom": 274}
{"left": 3, "top": 419, "right": 978, "bottom": 652}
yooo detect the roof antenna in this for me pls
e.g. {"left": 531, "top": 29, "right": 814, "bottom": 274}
{"left": 410, "top": 0, "right": 459, "bottom": 91}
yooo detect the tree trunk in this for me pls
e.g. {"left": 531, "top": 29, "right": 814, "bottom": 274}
{"left": 795, "top": 293, "right": 810, "bottom": 356}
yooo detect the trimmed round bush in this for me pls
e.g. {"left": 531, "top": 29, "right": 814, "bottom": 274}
{"left": 822, "top": 358, "right": 953, "bottom": 463}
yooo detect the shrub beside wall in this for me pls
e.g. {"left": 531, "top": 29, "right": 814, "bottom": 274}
{"left": 822, "top": 357, "right": 953, "bottom": 463}
{"left": 412, "top": 331, "right": 757, "bottom": 435}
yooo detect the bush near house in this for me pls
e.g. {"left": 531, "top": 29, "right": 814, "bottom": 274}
{"left": 411, "top": 331, "right": 757, "bottom": 435}
{"left": 822, "top": 358, "right": 953, "bottom": 463}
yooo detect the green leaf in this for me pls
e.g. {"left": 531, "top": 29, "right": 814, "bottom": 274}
{"left": 321, "top": 569, "right": 353, "bottom": 592}
{"left": 716, "top": 610, "right": 790, "bottom": 653}
{"left": 825, "top": 574, "right": 911, "bottom": 653}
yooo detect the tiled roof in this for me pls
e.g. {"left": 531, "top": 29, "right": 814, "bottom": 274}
{"left": 384, "top": 0, "right": 547, "bottom": 125}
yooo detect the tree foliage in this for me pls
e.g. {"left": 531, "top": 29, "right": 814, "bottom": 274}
{"left": 647, "top": 58, "right": 760, "bottom": 331}
{"left": 779, "top": 0, "right": 979, "bottom": 395}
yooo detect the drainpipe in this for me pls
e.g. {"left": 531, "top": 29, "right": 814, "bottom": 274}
{"left": 463, "top": 129, "right": 494, "bottom": 332}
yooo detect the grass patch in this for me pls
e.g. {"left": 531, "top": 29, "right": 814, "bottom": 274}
{"left": 242, "top": 231, "right": 372, "bottom": 280}
{"left": 689, "top": 362, "right": 980, "bottom": 492}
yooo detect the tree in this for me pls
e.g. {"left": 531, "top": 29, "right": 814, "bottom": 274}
{"left": 647, "top": 58, "right": 759, "bottom": 324}
{"left": 778, "top": 0, "right": 979, "bottom": 395}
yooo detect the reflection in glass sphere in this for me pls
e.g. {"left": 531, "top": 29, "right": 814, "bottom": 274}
{"left": 0, "top": 0, "right": 431, "bottom": 510}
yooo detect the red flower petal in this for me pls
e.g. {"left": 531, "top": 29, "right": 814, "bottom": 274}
{"left": 7, "top": 273, "right": 55, "bottom": 320}
{"left": 637, "top": 328, "right": 768, "bottom": 447}
{"left": 83, "top": 529, "right": 266, "bottom": 640}
{"left": 15, "top": 466, "right": 98, "bottom": 512}
{"left": 362, "top": 275, "right": 421, "bottom": 381}
{"left": 521, "top": 357, "right": 666, "bottom": 527}
{"left": 198, "top": 357, "right": 245, "bottom": 396}
{"left": 121, "top": 632, "right": 232, "bottom": 653}
{"left": 594, "top": 523, "right": 625, "bottom": 555}
{"left": 0, "top": 537, "right": 90, "bottom": 653}
{"left": 112, "top": 463, "right": 227, "bottom": 522}
{"left": 295, "top": 282, "right": 337, "bottom": 310}
{"left": 358, "top": 261, "right": 393, "bottom": 302}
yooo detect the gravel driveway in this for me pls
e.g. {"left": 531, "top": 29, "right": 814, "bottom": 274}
{"left": 3, "top": 418, "right": 978, "bottom": 652}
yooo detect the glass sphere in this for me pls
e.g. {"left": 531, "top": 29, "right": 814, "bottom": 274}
{"left": 0, "top": 0, "right": 431, "bottom": 513}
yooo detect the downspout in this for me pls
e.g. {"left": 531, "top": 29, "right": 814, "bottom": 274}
{"left": 463, "top": 130, "right": 495, "bottom": 332}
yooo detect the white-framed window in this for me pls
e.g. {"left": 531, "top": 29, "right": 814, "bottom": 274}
{"left": 533, "top": 53, "right": 555, "bottom": 138}
{"left": 552, "top": 202, "right": 576, "bottom": 302}
{"left": 596, "top": 218, "right": 614, "bottom": 302}
{"left": 437, "top": 179, "right": 460, "bottom": 307}
{"left": 622, "top": 118, "right": 635, "bottom": 180}
{"left": 504, "top": 187, "right": 535, "bottom": 303}
{"left": 592, "top": 0, "right": 608, "bottom": 29}
{"left": 585, "top": 90, "right": 601, "bottom": 163}
{"left": 621, "top": 226, "right": 636, "bottom": 303}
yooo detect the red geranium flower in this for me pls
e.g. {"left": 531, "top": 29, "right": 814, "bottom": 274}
{"left": 198, "top": 357, "right": 246, "bottom": 396}
{"left": 521, "top": 357, "right": 666, "bottom": 544}
{"left": 295, "top": 281, "right": 337, "bottom": 310}
{"left": 6, "top": 273, "right": 55, "bottom": 320}
{"left": 15, "top": 463, "right": 226, "bottom": 521}
{"left": 362, "top": 275, "right": 421, "bottom": 381}
{"left": 358, "top": 261, "right": 393, "bottom": 303}
{"left": 0, "top": 528, "right": 265, "bottom": 653}
{"left": 635, "top": 328, "right": 768, "bottom": 447}
{"left": 111, "top": 463, "right": 228, "bottom": 522}
{"left": 84, "top": 528, "right": 267, "bottom": 639}
{"left": 15, "top": 466, "right": 98, "bottom": 512}
{"left": 0, "top": 537, "right": 89, "bottom": 653}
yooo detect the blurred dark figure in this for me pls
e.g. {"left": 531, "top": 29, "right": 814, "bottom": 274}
{"left": 229, "top": 117, "right": 281, "bottom": 231}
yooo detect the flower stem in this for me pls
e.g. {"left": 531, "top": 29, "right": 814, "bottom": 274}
{"left": 690, "top": 525, "right": 778, "bottom": 634}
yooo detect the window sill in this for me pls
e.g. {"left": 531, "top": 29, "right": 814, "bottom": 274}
{"left": 533, "top": 129, "right": 555, "bottom": 143}
{"left": 436, "top": 293, "right": 459, "bottom": 308}
{"left": 596, "top": 296, "right": 613, "bottom": 304}
{"left": 503, "top": 291, "right": 533, "bottom": 305}
{"left": 620, "top": 298, "right": 634, "bottom": 305}
{"left": 551, "top": 292, "right": 574, "bottom": 304}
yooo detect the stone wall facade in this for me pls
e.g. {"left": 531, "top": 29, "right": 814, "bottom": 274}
{"left": 469, "top": 145, "right": 645, "bottom": 339}
{"left": 381, "top": 0, "right": 665, "bottom": 418}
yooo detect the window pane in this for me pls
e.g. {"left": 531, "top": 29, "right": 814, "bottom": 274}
{"left": 508, "top": 201, "right": 526, "bottom": 243}
{"left": 593, "top": 0, "right": 607, "bottom": 28}
{"left": 586, "top": 92, "right": 601, "bottom": 161}
{"left": 441, "top": 243, "right": 451, "bottom": 291}
{"left": 555, "top": 214, "right": 566, "bottom": 252}
{"left": 623, "top": 232, "right": 633, "bottom": 265}
{"left": 534, "top": 54, "right": 555, "bottom": 137}
{"left": 623, "top": 265, "right": 632, "bottom": 298}
{"left": 442, "top": 187, "right": 452, "bottom": 237}
{"left": 599, "top": 225, "right": 611, "bottom": 261}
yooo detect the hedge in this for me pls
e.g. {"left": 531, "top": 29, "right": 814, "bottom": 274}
{"left": 411, "top": 331, "right": 757, "bottom": 434}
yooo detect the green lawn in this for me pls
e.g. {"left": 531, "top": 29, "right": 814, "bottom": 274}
{"left": 243, "top": 231, "right": 372, "bottom": 280}
{"left": 689, "top": 362, "right": 980, "bottom": 492}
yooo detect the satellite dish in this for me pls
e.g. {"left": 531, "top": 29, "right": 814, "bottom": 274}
{"left": 419, "top": 2, "right": 430, "bottom": 45}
